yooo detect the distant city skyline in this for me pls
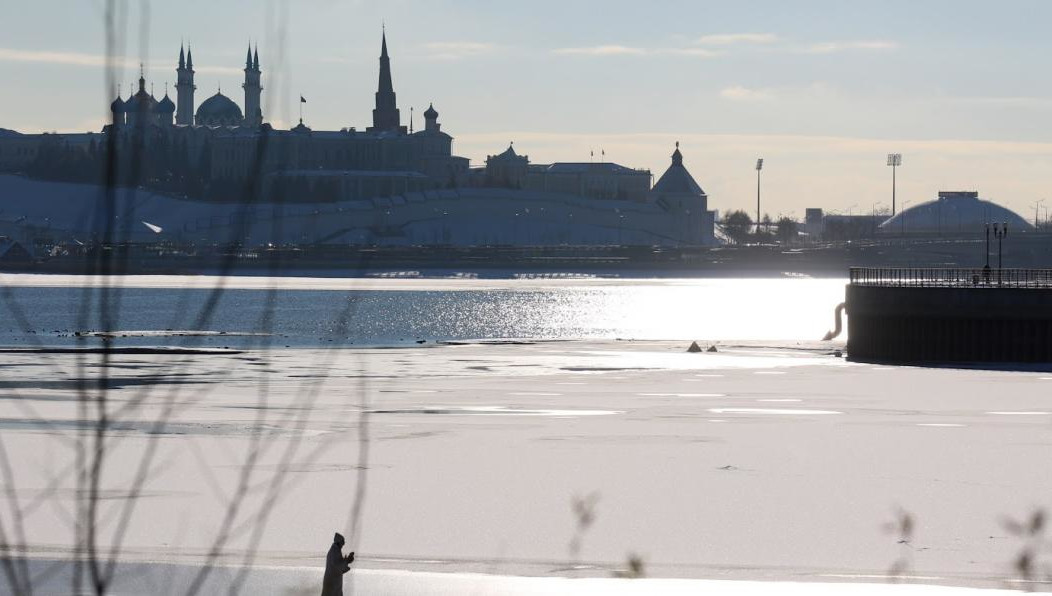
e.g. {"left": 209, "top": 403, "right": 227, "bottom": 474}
{"left": 3, "top": 0, "right": 1052, "bottom": 221}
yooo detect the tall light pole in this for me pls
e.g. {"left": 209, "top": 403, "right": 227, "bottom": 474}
{"left": 993, "top": 222, "right": 1008, "bottom": 268}
{"left": 755, "top": 158, "right": 764, "bottom": 234}
{"left": 984, "top": 223, "right": 991, "bottom": 269}
{"left": 1034, "top": 199, "right": 1045, "bottom": 228}
{"left": 992, "top": 222, "right": 1008, "bottom": 285}
{"left": 887, "top": 153, "right": 902, "bottom": 216}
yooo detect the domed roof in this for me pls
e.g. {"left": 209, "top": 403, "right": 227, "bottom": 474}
{"left": 124, "top": 91, "right": 157, "bottom": 113}
{"left": 879, "top": 191, "right": 1033, "bottom": 234}
{"left": 196, "top": 92, "right": 243, "bottom": 125}
{"left": 110, "top": 96, "right": 125, "bottom": 112}
{"left": 423, "top": 103, "right": 438, "bottom": 119}
{"left": 157, "top": 93, "right": 175, "bottom": 112}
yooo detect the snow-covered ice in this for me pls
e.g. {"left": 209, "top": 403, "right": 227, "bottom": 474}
{"left": 1, "top": 339, "right": 1049, "bottom": 593}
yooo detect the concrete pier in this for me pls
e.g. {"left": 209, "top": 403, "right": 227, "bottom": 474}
{"left": 846, "top": 267, "right": 1052, "bottom": 362}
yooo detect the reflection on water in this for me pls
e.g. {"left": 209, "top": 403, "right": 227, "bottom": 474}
{"left": 0, "top": 276, "right": 847, "bottom": 347}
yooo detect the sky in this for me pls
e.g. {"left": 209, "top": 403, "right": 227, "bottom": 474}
{"left": 2, "top": 0, "right": 1052, "bottom": 221}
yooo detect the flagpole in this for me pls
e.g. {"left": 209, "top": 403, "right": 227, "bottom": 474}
{"left": 299, "top": 94, "right": 303, "bottom": 124}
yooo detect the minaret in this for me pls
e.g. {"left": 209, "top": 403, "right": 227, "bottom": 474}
{"left": 242, "top": 43, "right": 263, "bottom": 128}
{"left": 175, "top": 43, "right": 196, "bottom": 125}
{"left": 369, "top": 29, "right": 401, "bottom": 133}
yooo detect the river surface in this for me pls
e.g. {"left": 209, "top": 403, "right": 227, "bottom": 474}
{"left": 0, "top": 274, "right": 847, "bottom": 347}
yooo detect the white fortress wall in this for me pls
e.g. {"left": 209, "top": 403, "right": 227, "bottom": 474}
{"left": 0, "top": 175, "right": 715, "bottom": 246}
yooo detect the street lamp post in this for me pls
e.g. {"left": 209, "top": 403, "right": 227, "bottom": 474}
{"left": 984, "top": 223, "right": 991, "bottom": 269}
{"left": 887, "top": 153, "right": 902, "bottom": 216}
{"left": 993, "top": 222, "right": 1008, "bottom": 285}
{"left": 755, "top": 158, "right": 764, "bottom": 235}
{"left": 1034, "top": 199, "right": 1045, "bottom": 228}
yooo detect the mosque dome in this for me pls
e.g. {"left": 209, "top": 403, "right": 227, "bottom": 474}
{"left": 879, "top": 191, "right": 1033, "bottom": 234}
{"left": 157, "top": 94, "right": 175, "bottom": 113}
{"left": 196, "top": 92, "right": 243, "bottom": 126}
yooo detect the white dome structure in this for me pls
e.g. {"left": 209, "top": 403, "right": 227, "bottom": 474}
{"left": 879, "top": 191, "right": 1032, "bottom": 234}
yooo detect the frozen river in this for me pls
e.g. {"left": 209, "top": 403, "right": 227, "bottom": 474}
{"left": 0, "top": 275, "right": 1048, "bottom": 594}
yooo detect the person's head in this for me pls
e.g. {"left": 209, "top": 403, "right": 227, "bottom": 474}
{"left": 333, "top": 532, "right": 345, "bottom": 546}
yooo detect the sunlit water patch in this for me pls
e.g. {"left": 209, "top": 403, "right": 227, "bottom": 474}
{"left": 0, "top": 276, "right": 847, "bottom": 348}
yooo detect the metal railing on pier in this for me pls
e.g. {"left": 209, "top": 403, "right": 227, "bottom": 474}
{"left": 849, "top": 267, "right": 1052, "bottom": 289}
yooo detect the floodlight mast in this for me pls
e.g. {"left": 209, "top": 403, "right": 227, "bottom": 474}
{"left": 887, "top": 153, "right": 902, "bottom": 216}
{"left": 756, "top": 158, "right": 764, "bottom": 234}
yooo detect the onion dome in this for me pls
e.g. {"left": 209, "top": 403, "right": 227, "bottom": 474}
{"left": 423, "top": 103, "right": 438, "bottom": 119}
{"left": 124, "top": 69, "right": 156, "bottom": 113}
{"left": 157, "top": 93, "right": 175, "bottom": 113}
{"left": 195, "top": 92, "right": 244, "bottom": 126}
{"left": 110, "top": 96, "right": 125, "bottom": 113}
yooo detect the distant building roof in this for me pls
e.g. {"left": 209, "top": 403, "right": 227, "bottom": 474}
{"left": 491, "top": 144, "right": 524, "bottom": 161}
{"left": 879, "top": 190, "right": 1033, "bottom": 234}
{"left": 277, "top": 169, "right": 428, "bottom": 179}
{"left": 651, "top": 144, "right": 705, "bottom": 196}
{"left": 0, "top": 238, "right": 32, "bottom": 262}
{"left": 539, "top": 162, "right": 646, "bottom": 175}
{"left": 411, "top": 129, "right": 452, "bottom": 140}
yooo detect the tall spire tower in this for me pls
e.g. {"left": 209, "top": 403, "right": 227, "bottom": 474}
{"left": 175, "top": 43, "right": 196, "bottom": 125}
{"left": 369, "top": 28, "right": 402, "bottom": 133}
{"left": 242, "top": 43, "right": 263, "bottom": 128}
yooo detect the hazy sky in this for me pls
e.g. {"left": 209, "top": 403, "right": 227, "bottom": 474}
{"left": 3, "top": 0, "right": 1052, "bottom": 221}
